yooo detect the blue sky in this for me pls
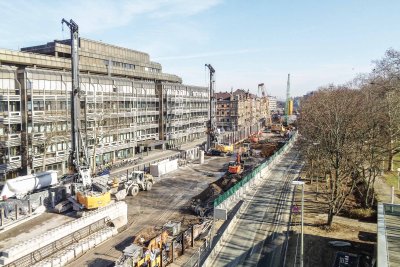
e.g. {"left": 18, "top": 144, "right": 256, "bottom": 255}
{"left": 0, "top": 0, "right": 399, "bottom": 99}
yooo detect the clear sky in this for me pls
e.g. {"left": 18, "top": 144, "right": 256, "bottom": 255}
{"left": 1, "top": 0, "right": 399, "bottom": 99}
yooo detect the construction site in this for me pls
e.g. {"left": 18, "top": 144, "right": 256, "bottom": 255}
{"left": 0, "top": 17, "right": 296, "bottom": 267}
{"left": 0, "top": 125, "right": 289, "bottom": 267}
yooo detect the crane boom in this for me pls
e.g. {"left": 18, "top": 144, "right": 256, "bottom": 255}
{"left": 205, "top": 64, "right": 216, "bottom": 150}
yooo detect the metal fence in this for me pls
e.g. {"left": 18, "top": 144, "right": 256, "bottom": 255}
{"left": 183, "top": 233, "right": 211, "bottom": 267}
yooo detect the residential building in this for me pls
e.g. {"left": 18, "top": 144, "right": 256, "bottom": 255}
{"left": 0, "top": 38, "right": 208, "bottom": 179}
{"left": 268, "top": 96, "right": 277, "bottom": 112}
{"left": 215, "top": 89, "right": 269, "bottom": 132}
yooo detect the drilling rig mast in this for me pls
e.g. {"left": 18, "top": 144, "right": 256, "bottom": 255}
{"left": 205, "top": 64, "right": 216, "bottom": 151}
{"left": 62, "top": 18, "right": 110, "bottom": 209}
{"left": 285, "top": 74, "right": 290, "bottom": 126}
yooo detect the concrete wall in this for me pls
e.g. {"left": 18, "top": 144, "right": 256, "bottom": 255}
{"left": 0, "top": 201, "right": 127, "bottom": 265}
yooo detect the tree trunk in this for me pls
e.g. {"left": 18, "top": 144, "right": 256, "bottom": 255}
{"left": 327, "top": 210, "right": 334, "bottom": 227}
{"left": 387, "top": 150, "right": 393, "bottom": 172}
{"left": 364, "top": 182, "right": 371, "bottom": 208}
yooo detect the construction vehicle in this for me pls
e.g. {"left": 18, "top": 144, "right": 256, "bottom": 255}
{"left": 271, "top": 123, "right": 285, "bottom": 134}
{"left": 108, "top": 171, "right": 155, "bottom": 200}
{"left": 228, "top": 151, "right": 243, "bottom": 174}
{"left": 249, "top": 134, "right": 259, "bottom": 143}
{"left": 241, "top": 143, "right": 252, "bottom": 158}
{"left": 205, "top": 64, "right": 217, "bottom": 151}
{"left": 62, "top": 18, "right": 111, "bottom": 210}
{"left": 215, "top": 143, "right": 234, "bottom": 155}
{"left": 1, "top": 171, "right": 58, "bottom": 200}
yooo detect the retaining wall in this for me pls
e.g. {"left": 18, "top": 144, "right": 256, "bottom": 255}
{"left": 0, "top": 201, "right": 127, "bottom": 265}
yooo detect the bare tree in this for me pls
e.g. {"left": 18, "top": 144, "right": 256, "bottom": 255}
{"left": 300, "top": 87, "right": 364, "bottom": 226}
{"left": 371, "top": 49, "right": 400, "bottom": 171}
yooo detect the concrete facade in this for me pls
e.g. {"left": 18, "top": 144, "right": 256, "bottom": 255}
{"left": 0, "top": 38, "right": 208, "bottom": 178}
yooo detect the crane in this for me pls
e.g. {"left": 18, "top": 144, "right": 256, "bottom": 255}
{"left": 62, "top": 18, "right": 110, "bottom": 209}
{"left": 258, "top": 83, "right": 266, "bottom": 97}
{"left": 205, "top": 64, "right": 217, "bottom": 151}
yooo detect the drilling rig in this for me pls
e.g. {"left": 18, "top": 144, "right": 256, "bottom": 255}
{"left": 205, "top": 64, "right": 217, "bottom": 151}
{"left": 284, "top": 74, "right": 290, "bottom": 126}
{"left": 62, "top": 18, "right": 111, "bottom": 210}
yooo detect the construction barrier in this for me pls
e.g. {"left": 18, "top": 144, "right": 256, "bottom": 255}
{"left": 213, "top": 132, "right": 298, "bottom": 211}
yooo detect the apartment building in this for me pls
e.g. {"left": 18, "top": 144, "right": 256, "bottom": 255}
{"left": 215, "top": 89, "right": 269, "bottom": 132}
{"left": 268, "top": 96, "right": 277, "bottom": 112}
{"left": 0, "top": 38, "right": 208, "bottom": 178}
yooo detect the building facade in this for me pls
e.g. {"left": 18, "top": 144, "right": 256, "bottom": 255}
{"left": 0, "top": 38, "right": 208, "bottom": 178}
{"left": 268, "top": 96, "right": 277, "bottom": 112}
{"left": 215, "top": 89, "right": 269, "bottom": 132}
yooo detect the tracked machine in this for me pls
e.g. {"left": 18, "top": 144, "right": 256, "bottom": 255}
{"left": 62, "top": 19, "right": 111, "bottom": 210}
{"left": 228, "top": 150, "right": 244, "bottom": 175}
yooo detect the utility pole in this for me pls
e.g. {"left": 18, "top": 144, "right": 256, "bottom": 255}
{"left": 205, "top": 64, "right": 216, "bottom": 151}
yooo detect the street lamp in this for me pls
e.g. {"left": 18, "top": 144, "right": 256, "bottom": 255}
{"left": 397, "top": 168, "right": 400, "bottom": 191}
{"left": 292, "top": 180, "right": 305, "bottom": 267}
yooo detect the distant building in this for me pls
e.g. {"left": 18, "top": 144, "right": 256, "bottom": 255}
{"left": 0, "top": 38, "right": 208, "bottom": 178}
{"left": 268, "top": 96, "right": 277, "bottom": 112}
{"left": 215, "top": 89, "right": 269, "bottom": 132}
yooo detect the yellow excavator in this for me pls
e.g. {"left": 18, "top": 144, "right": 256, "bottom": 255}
{"left": 63, "top": 18, "right": 111, "bottom": 210}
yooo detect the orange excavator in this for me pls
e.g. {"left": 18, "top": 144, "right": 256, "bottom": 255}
{"left": 249, "top": 134, "right": 259, "bottom": 143}
{"left": 228, "top": 150, "right": 243, "bottom": 174}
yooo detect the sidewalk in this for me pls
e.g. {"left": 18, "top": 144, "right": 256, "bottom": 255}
{"left": 375, "top": 176, "right": 400, "bottom": 204}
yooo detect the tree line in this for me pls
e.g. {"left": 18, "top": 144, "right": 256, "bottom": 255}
{"left": 298, "top": 49, "right": 400, "bottom": 226}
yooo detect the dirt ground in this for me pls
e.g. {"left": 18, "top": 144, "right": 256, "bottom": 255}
{"left": 284, "top": 176, "right": 376, "bottom": 267}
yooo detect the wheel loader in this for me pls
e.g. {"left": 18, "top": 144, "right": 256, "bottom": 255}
{"left": 109, "top": 171, "right": 155, "bottom": 200}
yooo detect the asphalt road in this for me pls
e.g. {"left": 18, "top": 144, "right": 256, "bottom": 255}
{"left": 210, "top": 145, "right": 301, "bottom": 267}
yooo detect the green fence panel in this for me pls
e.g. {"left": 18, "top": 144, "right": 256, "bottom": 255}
{"left": 214, "top": 134, "right": 296, "bottom": 207}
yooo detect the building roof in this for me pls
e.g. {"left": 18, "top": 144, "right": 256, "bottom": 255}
{"left": 232, "top": 89, "right": 257, "bottom": 99}
{"left": 215, "top": 92, "right": 231, "bottom": 100}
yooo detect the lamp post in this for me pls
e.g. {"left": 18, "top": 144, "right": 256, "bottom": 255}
{"left": 292, "top": 180, "right": 305, "bottom": 267}
{"left": 397, "top": 168, "right": 400, "bottom": 191}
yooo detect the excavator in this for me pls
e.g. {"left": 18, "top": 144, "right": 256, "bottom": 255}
{"left": 228, "top": 150, "right": 243, "bottom": 175}
{"left": 62, "top": 19, "right": 111, "bottom": 210}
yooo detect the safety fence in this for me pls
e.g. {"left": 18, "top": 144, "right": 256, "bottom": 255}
{"left": 213, "top": 132, "right": 298, "bottom": 209}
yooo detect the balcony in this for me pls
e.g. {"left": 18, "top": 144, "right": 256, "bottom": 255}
{"left": 0, "top": 111, "right": 22, "bottom": 124}
{"left": 0, "top": 133, "right": 21, "bottom": 147}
